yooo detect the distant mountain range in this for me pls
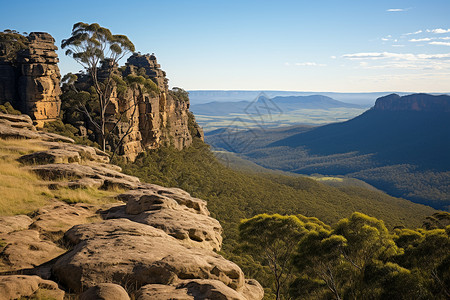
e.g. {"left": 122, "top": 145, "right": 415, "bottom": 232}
{"left": 206, "top": 93, "right": 450, "bottom": 210}
{"left": 191, "top": 94, "right": 364, "bottom": 116}
{"left": 272, "top": 93, "right": 450, "bottom": 170}
{"left": 188, "top": 90, "right": 417, "bottom": 105}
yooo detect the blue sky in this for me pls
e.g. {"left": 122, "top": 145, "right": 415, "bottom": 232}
{"left": 1, "top": 0, "right": 450, "bottom": 92}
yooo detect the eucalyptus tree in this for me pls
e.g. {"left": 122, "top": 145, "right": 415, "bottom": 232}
{"left": 239, "top": 214, "right": 307, "bottom": 300}
{"left": 61, "top": 22, "right": 135, "bottom": 151}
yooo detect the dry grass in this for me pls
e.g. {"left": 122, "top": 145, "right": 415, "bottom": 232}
{"left": 0, "top": 138, "right": 121, "bottom": 216}
{"left": 0, "top": 139, "right": 53, "bottom": 215}
{"left": 51, "top": 187, "right": 122, "bottom": 205}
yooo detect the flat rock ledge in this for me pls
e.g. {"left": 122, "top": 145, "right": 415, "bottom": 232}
{"left": 0, "top": 113, "right": 263, "bottom": 299}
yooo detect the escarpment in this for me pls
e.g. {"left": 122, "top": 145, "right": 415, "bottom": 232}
{"left": 0, "top": 113, "right": 263, "bottom": 299}
{"left": 62, "top": 52, "right": 204, "bottom": 161}
{"left": 0, "top": 32, "right": 61, "bottom": 127}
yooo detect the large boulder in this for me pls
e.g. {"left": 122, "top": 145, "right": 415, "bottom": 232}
{"left": 135, "top": 280, "right": 248, "bottom": 300}
{"left": 0, "top": 275, "right": 64, "bottom": 300}
{"left": 80, "top": 283, "right": 130, "bottom": 300}
{"left": 52, "top": 219, "right": 244, "bottom": 293}
{"left": 0, "top": 229, "right": 65, "bottom": 271}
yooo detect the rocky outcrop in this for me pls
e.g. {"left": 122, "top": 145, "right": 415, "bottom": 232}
{"left": 0, "top": 113, "right": 262, "bottom": 299}
{"left": 80, "top": 283, "right": 130, "bottom": 300}
{"left": 70, "top": 53, "right": 203, "bottom": 161}
{"left": 0, "top": 32, "right": 61, "bottom": 127}
{"left": 0, "top": 275, "right": 64, "bottom": 300}
{"left": 374, "top": 93, "right": 450, "bottom": 112}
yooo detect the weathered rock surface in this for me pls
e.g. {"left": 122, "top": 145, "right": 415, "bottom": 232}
{"left": 71, "top": 53, "right": 203, "bottom": 161}
{"left": 53, "top": 219, "right": 244, "bottom": 293}
{"left": 0, "top": 229, "right": 65, "bottom": 271}
{"left": 80, "top": 283, "right": 130, "bottom": 300}
{"left": 106, "top": 188, "right": 222, "bottom": 251}
{"left": 19, "top": 141, "right": 110, "bottom": 165}
{"left": 0, "top": 32, "right": 61, "bottom": 127}
{"left": 0, "top": 215, "right": 33, "bottom": 234}
{"left": 135, "top": 279, "right": 249, "bottom": 300}
{"left": 26, "top": 163, "right": 140, "bottom": 190}
{"left": 0, "top": 113, "right": 74, "bottom": 142}
{"left": 0, "top": 275, "right": 64, "bottom": 300}
{"left": 30, "top": 202, "right": 97, "bottom": 235}
{"left": 133, "top": 184, "right": 210, "bottom": 216}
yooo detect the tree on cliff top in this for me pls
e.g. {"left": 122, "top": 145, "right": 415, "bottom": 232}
{"left": 61, "top": 22, "right": 135, "bottom": 151}
{"left": 0, "top": 30, "right": 28, "bottom": 63}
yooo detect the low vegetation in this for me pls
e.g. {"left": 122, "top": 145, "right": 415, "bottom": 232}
{"left": 0, "top": 138, "right": 119, "bottom": 215}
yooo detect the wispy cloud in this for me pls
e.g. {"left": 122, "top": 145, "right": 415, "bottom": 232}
{"left": 427, "top": 28, "right": 450, "bottom": 34}
{"left": 342, "top": 52, "right": 450, "bottom": 70}
{"left": 404, "top": 30, "right": 422, "bottom": 36}
{"left": 409, "top": 38, "right": 432, "bottom": 42}
{"left": 294, "top": 62, "right": 326, "bottom": 67}
{"left": 430, "top": 41, "right": 450, "bottom": 46}
{"left": 343, "top": 52, "right": 450, "bottom": 60}
{"left": 387, "top": 8, "right": 407, "bottom": 12}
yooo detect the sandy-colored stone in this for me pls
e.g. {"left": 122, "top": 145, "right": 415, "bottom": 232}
{"left": 0, "top": 215, "right": 33, "bottom": 234}
{"left": 178, "top": 279, "right": 247, "bottom": 300}
{"left": 135, "top": 280, "right": 249, "bottom": 300}
{"left": 117, "top": 190, "right": 180, "bottom": 214}
{"left": 31, "top": 202, "right": 97, "bottom": 235}
{"left": 137, "top": 185, "right": 209, "bottom": 216}
{"left": 0, "top": 275, "right": 64, "bottom": 300}
{"left": 242, "top": 279, "right": 265, "bottom": 300}
{"left": 53, "top": 219, "right": 244, "bottom": 293}
{"left": 80, "top": 283, "right": 130, "bottom": 300}
{"left": 134, "top": 284, "right": 193, "bottom": 300}
{"left": 27, "top": 163, "right": 140, "bottom": 190}
{"left": 105, "top": 205, "right": 222, "bottom": 251}
{"left": 19, "top": 148, "right": 81, "bottom": 164}
{"left": 0, "top": 230, "right": 65, "bottom": 271}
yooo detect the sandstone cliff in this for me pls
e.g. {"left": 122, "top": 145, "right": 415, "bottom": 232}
{"left": 0, "top": 112, "right": 262, "bottom": 299}
{"left": 64, "top": 53, "right": 204, "bottom": 161}
{"left": 373, "top": 93, "right": 450, "bottom": 112}
{"left": 0, "top": 32, "right": 61, "bottom": 127}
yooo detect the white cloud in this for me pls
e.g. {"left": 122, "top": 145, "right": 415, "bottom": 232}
{"left": 342, "top": 51, "right": 450, "bottom": 71}
{"left": 387, "top": 8, "right": 406, "bottom": 12}
{"left": 330, "top": 56, "right": 337, "bottom": 59}
{"left": 343, "top": 52, "right": 416, "bottom": 60}
{"left": 343, "top": 52, "right": 450, "bottom": 61}
{"left": 430, "top": 41, "right": 450, "bottom": 46}
{"left": 409, "top": 38, "right": 432, "bottom": 42}
{"left": 381, "top": 38, "right": 390, "bottom": 41}
{"left": 404, "top": 30, "right": 422, "bottom": 36}
{"left": 427, "top": 28, "right": 450, "bottom": 34}
{"left": 294, "top": 62, "right": 326, "bottom": 67}
{"left": 440, "top": 37, "right": 450, "bottom": 40}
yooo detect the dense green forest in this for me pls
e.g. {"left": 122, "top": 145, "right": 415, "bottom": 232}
{"left": 206, "top": 109, "right": 450, "bottom": 210}
{"left": 115, "top": 138, "right": 440, "bottom": 298}
{"left": 239, "top": 212, "right": 450, "bottom": 299}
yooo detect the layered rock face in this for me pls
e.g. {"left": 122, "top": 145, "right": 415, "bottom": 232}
{"left": 374, "top": 93, "right": 450, "bottom": 112}
{"left": 110, "top": 53, "right": 201, "bottom": 160}
{"left": 0, "top": 112, "right": 261, "bottom": 299}
{"left": 0, "top": 32, "right": 61, "bottom": 127}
